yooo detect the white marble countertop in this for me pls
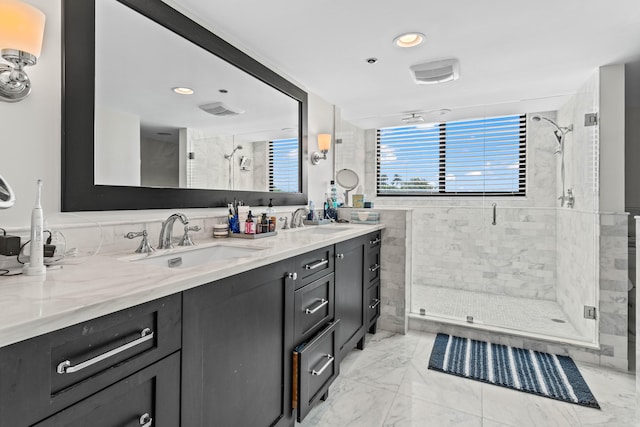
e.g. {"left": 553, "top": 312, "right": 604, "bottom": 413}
{"left": 0, "top": 223, "right": 384, "bottom": 348}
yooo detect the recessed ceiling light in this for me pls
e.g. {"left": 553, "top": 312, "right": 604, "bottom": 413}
{"left": 393, "top": 32, "right": 425, "bottom": 48}
{"left": 366, "top": 57, "right": 378, "bottom": 64}
{"left": 172, "top": 87, "right": 194, "bottom": 95}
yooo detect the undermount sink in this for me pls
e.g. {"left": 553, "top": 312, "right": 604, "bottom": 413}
{"left": 129, "top": 244, "right": 265, "bottom": 269}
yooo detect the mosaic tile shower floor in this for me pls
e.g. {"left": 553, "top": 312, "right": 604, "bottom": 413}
{"left": 411, "top": 285, "right": 591, "bottom": 341}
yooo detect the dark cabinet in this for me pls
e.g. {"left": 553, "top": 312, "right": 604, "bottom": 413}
{"left": 34, "top": 351, "right": 181, "bottom": 427}
{"left": 0, "top": 294, "right": 182, "bottom": 427}
{"left": 0, "top": 229, "right": 382, "bottom": 427}
{"left": 334, "top": 235, "right": 367, "bottom": 363}
{"left": 181, "top": 259, "right": 296, "bottom": 427}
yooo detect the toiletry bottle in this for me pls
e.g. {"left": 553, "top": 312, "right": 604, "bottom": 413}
{"left": 245, "top": 211, "right": 255, "bottom": 234}
{"left": 308, "top": 200, "right": 315, "bottom": 220}
{"left": 330, "top": 180, "right": 338, "bottom": 208}
{"left": 261, "top": 213, "right": 269, "bottom": 233}
{"left": 266, "top": 198, "right": 276, "bottom": 230}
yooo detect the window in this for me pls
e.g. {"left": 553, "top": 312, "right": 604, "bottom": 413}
{"left": 269, "top": 138, "right": 299, "bottom": 192}
{"left": 377, "top": 115, "right": 526, "bottom": 196}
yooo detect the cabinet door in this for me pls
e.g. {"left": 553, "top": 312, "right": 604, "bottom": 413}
{"left": 34, "top": 352, "right": 180, "bottom": 427}
{"left": 0, "top": 294, "right": 181, "bottom": 427}
{"left": 182, "top": 259, "right": 295, "bottom": 427}
{"left": 335, "top": 236, "right": 367, "bottom": 362}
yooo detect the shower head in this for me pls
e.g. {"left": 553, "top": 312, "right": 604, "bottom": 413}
{"left": 530, "top": 115, "right": 573, "bottom": 142}
{"left": 224, "top": 145, "right": 244, "bottom": 160}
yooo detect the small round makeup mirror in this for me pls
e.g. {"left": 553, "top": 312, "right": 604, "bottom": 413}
{"left": 335, "top": 168, "right": 359, "bottom": 206}
{"left": 0, "top": 174, "right": 15, "bottom": 209}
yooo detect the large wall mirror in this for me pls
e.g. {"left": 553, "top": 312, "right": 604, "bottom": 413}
{"left": 62, "top": 0, "right": 308, "bottom": 211}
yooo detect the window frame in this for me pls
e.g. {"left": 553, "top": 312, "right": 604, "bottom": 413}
{"left": 376, "top": 114, "right": 527, "bottom": 197}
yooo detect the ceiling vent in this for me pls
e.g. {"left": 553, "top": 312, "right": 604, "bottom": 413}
{"left": 402, "top": 113, "right": 424, "bottom": 124}
{"left": 199, "top": 102, "right": 244, "bottom": 117}
{"left": 410, "top": 59, "right": 460, "bottom": 84}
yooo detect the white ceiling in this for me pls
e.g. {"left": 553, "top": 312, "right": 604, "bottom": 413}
{"left": 166, "top": 0, "right": 640, "bottom": 129}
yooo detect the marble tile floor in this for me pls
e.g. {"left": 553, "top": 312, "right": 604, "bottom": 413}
{"left": 411, "top": 285, "right": 589, "bottom": 341}
{"left": 298, "top": 330, "right": 636, "bottom": 427}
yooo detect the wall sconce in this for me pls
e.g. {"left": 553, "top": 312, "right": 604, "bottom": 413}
{"left": 311, "top": 134, "right": 331, "bottom": 165}
{"left": 0, "top": 0, "right": 46, "bottom": 102}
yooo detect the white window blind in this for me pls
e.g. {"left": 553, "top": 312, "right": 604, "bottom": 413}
{"left": 269, "top": 138, "right": 299, "bottom": 192}
{"left": 377, "top": 114, "right": 526, "bottom": 196}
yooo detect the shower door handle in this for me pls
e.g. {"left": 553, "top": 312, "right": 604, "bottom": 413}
{"left": 491, "top": 203, "right": 497, "bottom": 226}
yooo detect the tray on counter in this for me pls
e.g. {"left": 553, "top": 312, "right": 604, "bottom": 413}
{"left": 229, "top": 231, "right": 278, "bottom": 239}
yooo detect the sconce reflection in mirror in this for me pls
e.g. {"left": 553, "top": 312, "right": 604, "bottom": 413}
{"left": 0, "top": 174, "right": 16, "bottom": 209}
{"left": 311, "top": 133, "right": 331, "bottom": 165}
{"left": 0, "top": 0, "right": 46, "bottom": 102}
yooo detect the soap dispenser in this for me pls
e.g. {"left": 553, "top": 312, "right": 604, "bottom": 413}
{"left": 245, "top": 210, "right": 256, "bottom": 234}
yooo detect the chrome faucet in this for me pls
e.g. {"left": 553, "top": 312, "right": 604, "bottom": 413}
{"left": 158, "top": 213, "right": 189, "bottom": 249}
{"left": 290, "top": 207, "right": 310, "bottom": 228}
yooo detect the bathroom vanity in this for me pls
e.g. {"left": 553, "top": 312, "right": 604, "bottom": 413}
{"left": 0, "top": 225, "right": 382, "bottom": 426}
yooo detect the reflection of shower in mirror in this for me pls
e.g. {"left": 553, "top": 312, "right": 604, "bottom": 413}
{"left": 225, "top": 144, "right": 243, "bottom": 190}
{"left": 0, "top": 174, "right": 16, "bottom": 209}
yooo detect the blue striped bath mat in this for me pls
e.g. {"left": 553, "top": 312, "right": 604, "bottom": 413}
{"left": 428, "top": 333, "right": 600, "bottom": 409}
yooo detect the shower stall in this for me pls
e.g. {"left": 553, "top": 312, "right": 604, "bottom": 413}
{"left": 409, "top": 110, "right": 600, "bottom": 344}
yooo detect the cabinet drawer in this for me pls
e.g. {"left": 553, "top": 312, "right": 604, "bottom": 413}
{"left": 367, "top": 281, "right": 381, "bottom": 328}
{"left": 0, "top": 293, "right": 181, "bottom": 427}
{"left": 367, "top": 231, "right": 382, "bottom": 251}
{"left": 34, "top": 351, "right": 180, "bottom": 427}
{"left": 295, "top": 245, "right": 335, "bottom": 288}
{"left": 293, "top": 320, "right": 340, "bottom": 422}
{"left": 295, "top": 274, "right": 335, "bottom": 343}
{"left": 367, "top": 249, "right": 381, "bottom": 283}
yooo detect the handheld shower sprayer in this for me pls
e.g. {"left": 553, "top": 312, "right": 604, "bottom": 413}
{"left": 224, "top": 145, "right": 244, "bottom": 160}
{"left": 531, "top": 114, "right": 575, "bottom": 208}
{"left": 531, "top": 115, "right": 573, "bottom": 143}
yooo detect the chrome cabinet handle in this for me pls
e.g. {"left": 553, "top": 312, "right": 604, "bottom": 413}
{"left": 304, "top": 259, "right": 328, "bottom": 270}
{"left": 56, "top": 328, "right": 154, "bottom": 375}
{"left": 369, "top": 237, "right": 381, "bottom": 245}
{"left": 311, "top": 354, "right": 335, "bottom": 376}
{"left": 369, "top": 264, "right": 381, "bottom": 272}
{"left": 305, "top": 298, "right": 329, "bottom": 315}
{"left": 288, "top": 272, "right": 298, "bottom": 280}
{"left": 369, "top": 298, "right": 381, "bottom": 309}
{"left": 139, "top": 413, "right": 153, "bottom": 427}
{"left": 335, "top": 253, "right": 344, "bottom": 260}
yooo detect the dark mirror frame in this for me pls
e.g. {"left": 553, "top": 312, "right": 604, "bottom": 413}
{"left": 62, "top": 0, "right": 308, "bottom": 211}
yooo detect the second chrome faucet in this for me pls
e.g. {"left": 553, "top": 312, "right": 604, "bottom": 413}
{"left": 158, "top": 213, "right": 189, "bottom": 249}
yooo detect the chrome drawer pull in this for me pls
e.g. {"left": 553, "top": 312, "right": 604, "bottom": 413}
{"left": 56, "top": 328, "right": 154, "bottom": 375}
{"left": 369, "top": 264, "right": 381, "bottom": 272}
{"left": 139, "top": 413, "right": 153, "bottom": 427}
{"left": 311, "top": 354, "right": 335, "bottom": 376}
{"left": 305, "top": 298, "right": 328, "bottom": 315}
{"left": 304, "top": 259, "right": 328, "bottom": 270}
{"left": 369, "top": 237, "right": 381, "bottom": 245}
{"left": 369, "top": 298, "right": 381, "bottom": 309}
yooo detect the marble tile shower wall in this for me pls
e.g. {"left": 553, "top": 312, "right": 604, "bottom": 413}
{"left": 411, "top": 207, "right": 557, "bottom": 300}
{"left": 599, "top": 213, "right": 629, "bottom": 370}
{"left": 556, "top": 210, "right": 597, "bottom": 340}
